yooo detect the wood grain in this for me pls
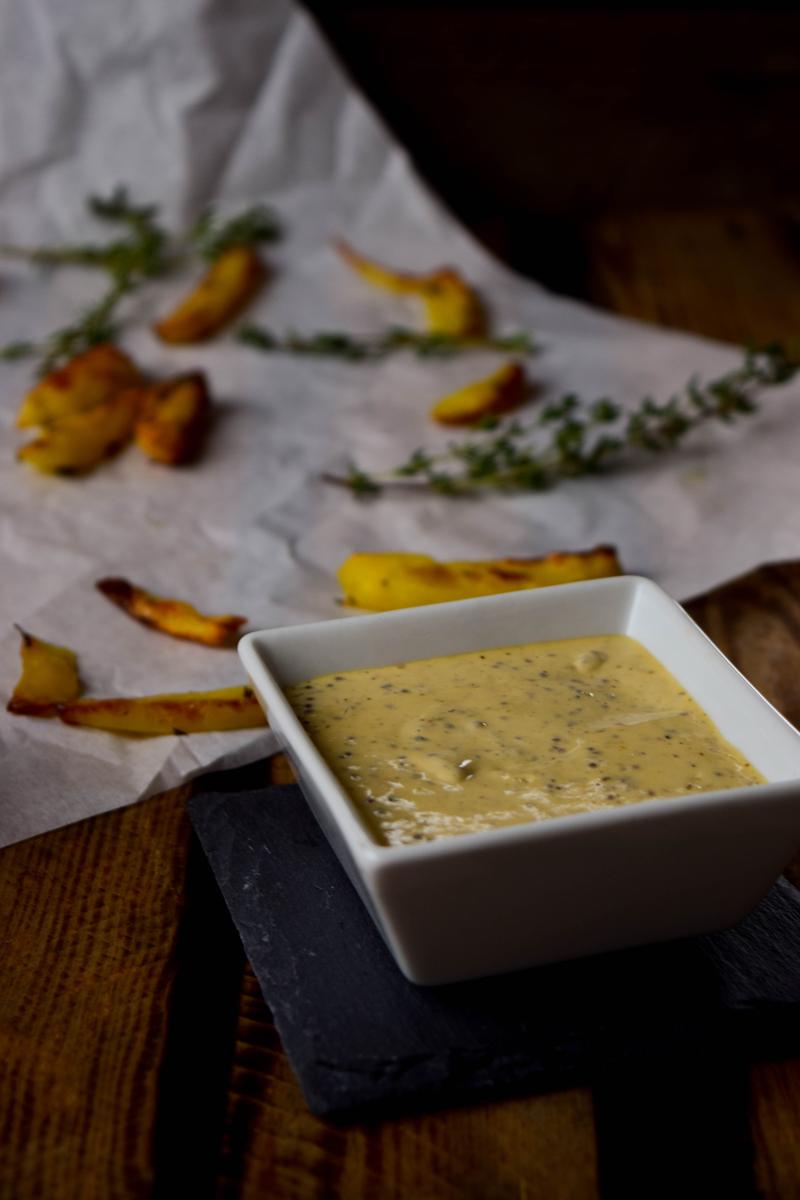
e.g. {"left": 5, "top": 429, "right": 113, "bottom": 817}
{"left": 686, "top": 562, "right": 800, "bottom": 734}
{"left": 0, "top": 788, "right": 191, "bottom": 1200}
{"left": 750, "top": 1058, "right": 800, "bottom": 1198}
{"left": 586, "top": 209, "right": 800, "bottom": 344}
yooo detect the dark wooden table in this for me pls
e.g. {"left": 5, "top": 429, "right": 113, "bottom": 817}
{"left": 3, "top": 208, "right": 800, "bottom": 1199}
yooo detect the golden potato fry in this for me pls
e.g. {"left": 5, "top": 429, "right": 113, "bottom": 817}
{"left": 7, "top": 626, "right": 83, "bottom": 717}
{"left": 418, "top": 268, "right": 484, "bottom": 338}
{"left": 15, "top": 344, "right": 141, "bottom": 429}
{"left": 96, "top": 576, "right": 246, "bottom": 646}
{"left": 154, "top": 245, "right": 266, "bottom": 344}
{"left": 430, "top": 361, "right": 527, "bottom": 426}
{"left": 134, "top": 372, "right": 210, "bottom": 465}
{"left": 17, "top": 388, "right": 139, "bottom": 475}
{"left": 58, "top": 685, "right": 266, "bottom": 735}
{"left": 335, "top": 239, "right": 428, "bottom": 295}
{"left": 338, "top": 547, "right": 623, "bottom": 611}
{"left": 335, "top": 240, "right": 484, "bottom": 337}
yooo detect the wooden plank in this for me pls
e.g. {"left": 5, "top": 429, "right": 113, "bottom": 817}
{"left": 0, "top": 788, "right": 191, "bottom": 1200}
{"left": 685, "top": 562, "right": 800, "bottom": 735}
{"left": 586, "top": 209, "right": 800, "bottom": 344}
{"left": 750, "top": 1058, "right": 800, "bottom": 1197}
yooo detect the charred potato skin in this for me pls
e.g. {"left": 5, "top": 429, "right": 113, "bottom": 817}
{"left": 96, "top": 576, "right": 245, "bottom": 646}
{"left": 153, "top": 246, "right": 266, "bottom": 344}
{"left": 133, "top": 372, "right": 210, "bottom": 465}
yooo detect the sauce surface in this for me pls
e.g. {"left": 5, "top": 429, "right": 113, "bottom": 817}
{"left": 286, "top": 634, "right": 763, "bottom": 846}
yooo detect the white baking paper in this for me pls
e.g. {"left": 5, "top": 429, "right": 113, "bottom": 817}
{"left": 1, "top": 0, "right": 798, "bottom": 847}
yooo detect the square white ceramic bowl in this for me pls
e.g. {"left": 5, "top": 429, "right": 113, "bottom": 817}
{"left": 239, "top": 576, "right": 800, "bottom": 986}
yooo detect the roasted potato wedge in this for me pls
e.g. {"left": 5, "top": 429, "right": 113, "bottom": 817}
{"left": 17, "top": 388, "right": 139, "bottom": 475}
{"left": 16, "top": 344, "right": 141, "bottom": 429}
{"left": 338, "top": 547, "right": 622, "bottom": 611}
{"left": 154, "top": 245, "right": 266, "bottom": 344}
{"left": 430, "top": 361, "right": 526, "bottom": 426}
{"left": 58, "top": 685, "right": 265, "bottom": 735}
{"left": 96, "top": 576, "right": 246, "bottom": 646}
{"left": 7, "top": 626, "right": 83, "bottom": 716}
{"left": 418, "top": 268, "right": 484, "bottom": 338}
{"left": 134, "top": 372, "right": 210, "bottom": 465}
{"left": 335, "top": 240, "right": 484, "bottom": 337}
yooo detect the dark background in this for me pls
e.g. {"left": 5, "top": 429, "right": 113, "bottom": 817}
{"left": 305, "top": 5, "right": 800, "bottom": 302}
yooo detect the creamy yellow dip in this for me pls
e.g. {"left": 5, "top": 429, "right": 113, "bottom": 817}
{"left": 286, "top": 634, "right": 763, "bottom": 846}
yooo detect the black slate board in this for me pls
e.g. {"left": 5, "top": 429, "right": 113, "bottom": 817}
{"left": 188, "top": 785, "right": 800, "bottom": 1120}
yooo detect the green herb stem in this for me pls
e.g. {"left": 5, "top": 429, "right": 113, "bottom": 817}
{"left": 0, "top": 340, "right": 37, "bottom": 362}
{"left": 189, "top": 205, "right": 281, "bottom": 260}
{"left": 0, "top": 187, "right": 172, "bottom": 286}
{"left": 327, "top": 343, "right": 798, "bottom": 497}
{"left": 237, "top": 324, "right": 535, "bottom": 361}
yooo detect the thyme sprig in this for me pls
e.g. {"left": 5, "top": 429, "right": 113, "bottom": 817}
{"left": 326, "top": 343, "right": 798, "bottom": 497}
{"left": 237, "top": 323, "right": 534, "bottom": 361}
{"left": 0, "top": 341, "right": 37, "bottom": 363}
{"left": 0, "top": 188, "right": 282, "bottom": 373}
{"left": 0, "top": 282, "right": 128, "bottom": 375}
{"left": 38, "top": 286, "right": 127, "bottom": 375}
{"left": 0, "top": 187, "right": 172, "bottom": 373}
{"left": 0, "top": 186, "right": 172, "bottom": 285}
{"left": 189, "top": 205, "right": 281, "bottom": 260}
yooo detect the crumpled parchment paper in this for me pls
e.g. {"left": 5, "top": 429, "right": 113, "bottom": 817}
{"left": 1, "top": 0, "right": 798, "bottom": 847}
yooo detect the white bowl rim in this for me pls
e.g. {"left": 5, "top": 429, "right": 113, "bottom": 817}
{"left": 238, "top": 574, "right": 800, "bottom": 869}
